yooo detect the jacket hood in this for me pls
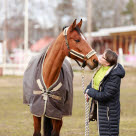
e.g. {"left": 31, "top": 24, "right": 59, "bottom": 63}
{"left": 111, "top": 63, "right": 125, "bottom": 78}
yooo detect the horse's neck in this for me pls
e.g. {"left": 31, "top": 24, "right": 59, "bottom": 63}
{"left": 42, "top": 35, "right": 66, "bottom": 89}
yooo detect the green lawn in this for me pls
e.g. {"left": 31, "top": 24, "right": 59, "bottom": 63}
{"left": 0, "top": 68, "right": 136, "bottom": 136}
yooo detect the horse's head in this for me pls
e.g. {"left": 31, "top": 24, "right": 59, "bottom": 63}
{"left": 63, "top": 19, "right": 98, "bottom": 70}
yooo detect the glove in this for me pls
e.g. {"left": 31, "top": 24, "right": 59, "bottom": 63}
{"left": 84, "top": 88, "right": 89, "bottom": 94}
{"left": 85, "top": 93, "right": 90, "bottom": 102}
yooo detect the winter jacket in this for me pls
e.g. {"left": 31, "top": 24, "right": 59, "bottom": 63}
{"left": 86, "top": 63, "right": 125, "bottom": 136}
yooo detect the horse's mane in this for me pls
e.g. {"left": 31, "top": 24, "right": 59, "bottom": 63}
{"left": 62, "top": 26, "right": 82, "bottom": 35}
{"left": 74, "top": 26, "right": 82, "bottom": 34}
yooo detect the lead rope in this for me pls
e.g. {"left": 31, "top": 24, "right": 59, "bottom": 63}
{"left": 81, "top": 67, "right": 90, "bottom": 136}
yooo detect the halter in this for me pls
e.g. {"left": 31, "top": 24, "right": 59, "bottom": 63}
{"left": 63, "top": 27, "right": 96, "bottom": 68}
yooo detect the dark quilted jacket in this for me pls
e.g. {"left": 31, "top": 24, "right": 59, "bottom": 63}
{"left": 86, "top": 63, "right": 125, "bottom": 136}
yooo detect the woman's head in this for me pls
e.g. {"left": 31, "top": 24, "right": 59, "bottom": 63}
{"left": 99, "top": 49, "right": 118, "bottom": 66}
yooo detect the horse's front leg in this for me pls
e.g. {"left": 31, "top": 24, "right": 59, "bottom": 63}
{"left": 51, "top": 119, "right": 63, "bottom": 136}
{"left": 33, "top": 115, "right": 41, "bottom": 136}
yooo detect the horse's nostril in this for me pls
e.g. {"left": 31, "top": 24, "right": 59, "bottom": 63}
{"left": 93, "top": 59, "right": 98, "bottom": 65}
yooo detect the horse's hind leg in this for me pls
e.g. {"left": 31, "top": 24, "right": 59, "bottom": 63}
{"left": 51, "top": 119, "right": 63, "bottom": 136}
{"left": 43, "top": 116, "right": 53, "bottom": 136}
{"left": 33, "top": 115, "right": 41, "bottom": 136}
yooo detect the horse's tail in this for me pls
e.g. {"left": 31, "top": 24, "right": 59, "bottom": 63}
{"left": 43, "top": 116, "right": 53, "bottom": 136}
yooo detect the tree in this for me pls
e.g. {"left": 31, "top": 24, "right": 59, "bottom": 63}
{"left": 92, "top": 0, "right": 127, "bottom": 29}
{"left": 122, "top": 0, "right": 136, "bottom": 25}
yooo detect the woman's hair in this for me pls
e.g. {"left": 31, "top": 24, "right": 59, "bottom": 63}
{"left": 105, "top": 49, "right": 118, "bottom": 66}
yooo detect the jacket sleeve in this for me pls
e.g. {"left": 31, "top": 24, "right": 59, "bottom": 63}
{"left": 84, "top": 81, "right": 92, "bottom": 93}
{"left": 86, "top": 81, "right": 92, "bottom": 90}
{"left": 87, "top": 75, "right": 121, "bottom": 102}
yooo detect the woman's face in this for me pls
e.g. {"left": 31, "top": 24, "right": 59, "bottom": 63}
{"left": 98, "top": 52, "right": 110, "bottom": 66}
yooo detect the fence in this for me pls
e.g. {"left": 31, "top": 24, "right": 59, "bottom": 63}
{"left": 0, "top": 54, "right": 135, "bottom": 76}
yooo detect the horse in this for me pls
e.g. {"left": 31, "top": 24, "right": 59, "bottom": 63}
{"left": 23, "top": 19, "right": 98, "bottom": 136}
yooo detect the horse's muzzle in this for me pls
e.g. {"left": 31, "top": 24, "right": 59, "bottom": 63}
{"left": 87, "top": 59, "right": 98, "bottom": 70}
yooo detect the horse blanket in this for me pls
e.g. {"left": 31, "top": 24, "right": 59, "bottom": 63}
{"left": 23, "top": 46, "right": 73, "bottom": 119}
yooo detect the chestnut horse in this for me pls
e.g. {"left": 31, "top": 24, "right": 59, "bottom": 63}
{"left": 33, "top": 19, "right": 98, "bottom": 136}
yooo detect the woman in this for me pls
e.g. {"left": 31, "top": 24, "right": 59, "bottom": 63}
{"left": 85, "top": 49, "right": 125, "bottom": 136}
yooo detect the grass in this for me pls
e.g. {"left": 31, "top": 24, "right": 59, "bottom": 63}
{"left": 0, "top": 67, "right": 136, "bottom": 136}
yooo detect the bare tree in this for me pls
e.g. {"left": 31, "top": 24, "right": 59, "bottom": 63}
{"left": 122, "top": 0, "right": 136, "bottom": 25}
{"left": 92, "top": 0, "right": 128, "bottom": 29}
{"left": 55, "top": 0, "right": 73, "bottom": 35}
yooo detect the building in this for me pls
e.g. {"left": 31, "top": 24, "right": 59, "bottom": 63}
{"left": 31, "top": 36, "right": 54, "bottom": 52}
{"left": 86, "top": 25, "right": 136, "bottom": 55}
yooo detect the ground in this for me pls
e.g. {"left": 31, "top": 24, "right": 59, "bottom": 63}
{"left": 0, "top": 67, "right": 136, "bottom": 136}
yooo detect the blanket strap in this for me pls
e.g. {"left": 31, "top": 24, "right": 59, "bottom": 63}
{"left": 35, "top": 79, "right": 61, "bottom": 101}
{"left": 37, "top": 79, "right": 45, "bottom": 93}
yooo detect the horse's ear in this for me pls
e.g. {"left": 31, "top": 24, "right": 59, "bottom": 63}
{"left": 76, "top": 19, "right": 82, "bottom": 29}
{"left": 69, "top": 19, "right": 77, "bottom": 31}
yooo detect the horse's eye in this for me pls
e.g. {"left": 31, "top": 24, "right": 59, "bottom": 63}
{"left": 75, "top": 39, "right": 80, "bottom": 43}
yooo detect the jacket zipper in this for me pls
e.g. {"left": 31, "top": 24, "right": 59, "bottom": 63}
{"left": 107, "top": 107, "right": 109, "bottom": 121}
{"left": 107, "top": 106, "right": 111, "bottom": 136}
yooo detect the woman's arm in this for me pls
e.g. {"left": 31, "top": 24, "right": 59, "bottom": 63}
{"left": 86, "top": 75, "right": 121, "bottom": 102}
{"left": 84, "top": 81, "right": 92, "bottom": 93}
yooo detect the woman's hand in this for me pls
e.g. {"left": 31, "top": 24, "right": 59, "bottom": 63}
{"left": 84, "top": 88, "right": 90, "bottom": 94}
{"left": 84, "top": 89, "right": 91, "bottom": 102}
{"left": 85, "top": 93, "right": 90, "bottom": 102}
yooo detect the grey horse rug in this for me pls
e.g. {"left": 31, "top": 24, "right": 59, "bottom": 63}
{"left": 23, "top": 46, "right": 73, "bottom": 119}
